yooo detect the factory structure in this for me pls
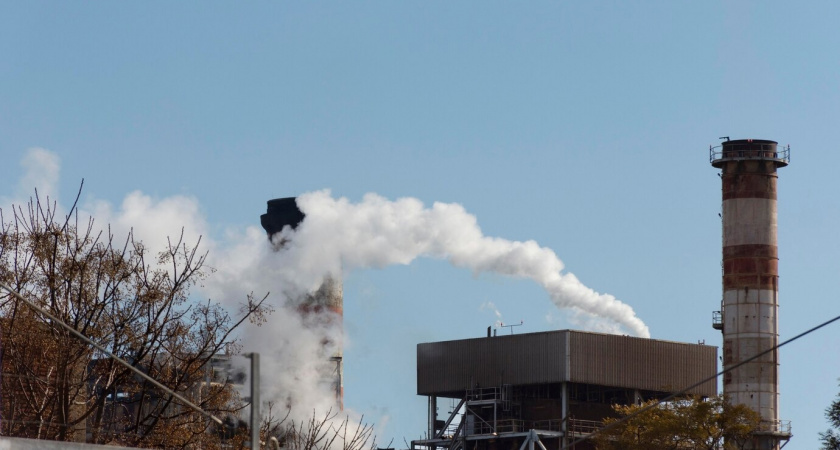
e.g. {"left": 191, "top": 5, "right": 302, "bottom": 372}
{"left": 406, "top": 138, "right": 792, "bottom": 450}
{"left": 411, "top": 331, "right": 716, "bottom": 450}
{"left": 264, "top": 138, "right": 792, "bottom": 449}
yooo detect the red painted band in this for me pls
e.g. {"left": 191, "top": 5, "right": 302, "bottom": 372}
{"left": 723, "top": 244, "right": 777, "bottom": 259}
{"left": 723, "top": 274, "right": 778, "bottom": 290}
{"left": 723, "top": 258, "right": 778, "bottom": 276}
{"left": 721, "top": 173, "right": 778, "bottom": 200}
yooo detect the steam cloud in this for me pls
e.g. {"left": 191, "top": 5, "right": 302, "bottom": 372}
{"left": 3, "top": 148, "right": 650, "bottom": 439}
{"left": 277, "top": 191, "right": 650, "bottom": 338}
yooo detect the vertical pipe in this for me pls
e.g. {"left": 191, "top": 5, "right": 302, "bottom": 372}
{"left": 428, "top": 396, "right": 437, "bottom": 439}
{"left": 204, "top": 357, "right": 211, "bottom": 432}
{"left": 463, "top": 408, "right": 468, "bottom": 450}
{"left": 337, "top": 357, "right": 343, "bottom": 407}
{"left": 249, "top": 352, "right": 260, "bottom": 450}
{"left": 560, "top": 382, "right": 568, "bottom": 449}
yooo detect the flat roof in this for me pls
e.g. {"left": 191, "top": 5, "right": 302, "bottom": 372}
{"left": 417, "top": 330, "right": 717, "bottom": 398}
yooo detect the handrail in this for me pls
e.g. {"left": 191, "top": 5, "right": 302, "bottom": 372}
{"left": 758, "top": 419, "right": 792, "bottom": 435}
{"left": 467, "top": 386, "right": 500, "bottom": 401}
{"left": 709, "top": 144, "right": 790, "bottom": 164}
{"left": 532, "top": 419, "right": 563, "bottom": 431}
{"left": 471, "top": 419, "right": 524, "bottom": 435}
{"left": 566, "top": 418, "right": 603, "bottom": 435}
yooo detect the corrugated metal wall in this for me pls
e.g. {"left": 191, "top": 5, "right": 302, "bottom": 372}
{"left": 417, "top": 331, "right": 716, "bottom": 397}
{"left": 568, "top": 332, "right": 716, "bottom": 396}
{"left": 417, "top": 331, "right": 566, "bottom": 396}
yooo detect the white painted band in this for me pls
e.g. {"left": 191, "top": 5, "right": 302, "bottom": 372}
{"left": 722, "top": 289, "right": 778, "bottom": 335}
{"left": 722, "top": 198, "right": 777, "bottom": 247}
{"left": 729, "top": 390, "right": 779, "bottom": 421}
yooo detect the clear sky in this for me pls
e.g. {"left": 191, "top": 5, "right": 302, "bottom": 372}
{"left": 2, "top": 2, "right": 840, "bottom": 449}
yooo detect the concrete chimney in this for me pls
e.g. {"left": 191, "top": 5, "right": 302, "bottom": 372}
{"left": 710, "top": 139, "right": 791, "bottom": 449}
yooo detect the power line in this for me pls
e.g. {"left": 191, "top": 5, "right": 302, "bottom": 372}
{"left": 0, "top": 281, "right": 224, "bottom": 426}
{"left": 562, "top": 313, "right": 840, "bottom": 449}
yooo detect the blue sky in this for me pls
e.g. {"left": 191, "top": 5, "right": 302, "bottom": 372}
{"left": 3, "top": 2, "right": 840, "bottom": 448}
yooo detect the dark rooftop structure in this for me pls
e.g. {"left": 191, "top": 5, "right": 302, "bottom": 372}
{"left": 412, "top": 330, "right": 717, "bottom": 450}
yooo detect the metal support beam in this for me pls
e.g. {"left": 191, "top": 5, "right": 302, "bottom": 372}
{"left": 436, "top": 398, "right": 465, "bottom": 439}
{"left": 518, "top": 430, "right": 548, "bottom": 450}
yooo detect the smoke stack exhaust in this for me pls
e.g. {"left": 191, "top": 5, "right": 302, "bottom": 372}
{"left": 710, "top": 139, "right": 791, "bottom": 449}
{"left": 261, "top": 197, "right": 344, "bottom": 409}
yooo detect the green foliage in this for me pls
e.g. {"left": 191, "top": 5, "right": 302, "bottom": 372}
{"left": 821, "top": 382, "right": 840, "bottom": 450}
{"left": 591, "top": 395, "right": 761, "bottom": 450}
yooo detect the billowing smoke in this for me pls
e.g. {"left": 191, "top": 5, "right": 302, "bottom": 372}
{"left": 3, "top": 147, "right": 651, "bottom": 441}
{"left": 272, "top": 191, "right": 650, "bottom": 338}
{"left": 205, "top": 190, "right": 650, "bottom": 430}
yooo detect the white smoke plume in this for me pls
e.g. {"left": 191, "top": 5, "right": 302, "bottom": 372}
{"left": 222, "top": 190, "right": 650, "bottom": 433}
{"left": 3, "top": 148, "right": 651, "bottom": 443}
{"left": 272, "top": 191, "right": 650, "bottom": 338}
{"left": 480, "top": 301, "right": 504, "bottom": 327}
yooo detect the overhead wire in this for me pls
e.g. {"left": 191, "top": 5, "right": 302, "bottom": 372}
{"left": 562, "top": 313, "right": 840, "bottom": 449}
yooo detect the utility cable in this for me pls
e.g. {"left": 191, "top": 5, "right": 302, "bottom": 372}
{"left": 562, "top": 313, "right": 840, "bottom": 449}
{"left": 0, "top": 281, "right": 224, "bottom": 426}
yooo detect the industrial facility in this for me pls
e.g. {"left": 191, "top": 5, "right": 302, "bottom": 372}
{"left": 260, "top": 139, "right": 793, "bottom": 449}
{"left": 405, "top": 138, "right": 793, "bottom": 450}
{"left": 411, "top": 330, "right": 716, "bottom": 450}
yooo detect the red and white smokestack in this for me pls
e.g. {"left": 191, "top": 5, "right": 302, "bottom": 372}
{"left": 261, "top": 197, "right": 344, "bottom": 409}
{"left": 711, "top": 139, "right": 791, "bottom": 449}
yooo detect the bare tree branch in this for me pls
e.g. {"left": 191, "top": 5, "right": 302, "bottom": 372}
{"left": 0, "top": 185, "right": 268, "bottom": 448}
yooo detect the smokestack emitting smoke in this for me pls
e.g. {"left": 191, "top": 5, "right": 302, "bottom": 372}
{"left": 261, "top": 197, "right": 344, "bottom": 410}
{"left": 240, "top": 190, "right": 649, "bottom": 424}
{"left": 3, "top": 148, "right": 651, "bottom": 433}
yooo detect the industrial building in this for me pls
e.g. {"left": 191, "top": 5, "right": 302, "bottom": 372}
{"left": 411, "top": 330, "right": 717, "bottom": 450}
{"left": 409, "top": 137, "right": 793, "bottom": 450}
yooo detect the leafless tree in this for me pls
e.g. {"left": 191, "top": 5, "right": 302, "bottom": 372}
{"left": 262, "top": 403, "right": 378, "bottom": 450}
{"left": 0, "top": 188, "right": 268, "bottom": 448}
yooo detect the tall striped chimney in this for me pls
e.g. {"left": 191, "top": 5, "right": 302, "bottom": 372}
{"left": 261, "top": 197, "right": 344, "bottom": 409}
{"left": 710, "top": 139, "right": 791, "bottom": 449}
